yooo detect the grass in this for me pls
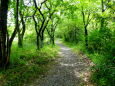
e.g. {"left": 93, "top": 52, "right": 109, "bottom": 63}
{"left": 0, "top": 41, "right": 59, "bottom": 86}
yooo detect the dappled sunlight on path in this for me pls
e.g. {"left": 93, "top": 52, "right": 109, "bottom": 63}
{"left": 25, "top": 41, "right": 93, "bottom": 86}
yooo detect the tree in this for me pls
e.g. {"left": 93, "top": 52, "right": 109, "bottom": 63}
{"left": 47, "top": 17, "right": 59, "bottom": 45}
{"left": 0, "top": 0, "right": 20, "bottom": 68}
{"left": 33, "top": 0, "right": 56, "bottom": 49}
{"left": 77, "top": 0, "right": 94, "bottom": 49}
{"left": 0, "top": 0, "right": 9, "bottom": 68}
{"left": 18, "top": 0, "right": 27, "bottom": 47}
{"left": 81, "top": 6, "right": 92, "bottom": 49}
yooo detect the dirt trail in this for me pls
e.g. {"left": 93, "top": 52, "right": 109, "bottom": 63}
{"left": 25, "top": 41, "right": 92, "bottom": 86}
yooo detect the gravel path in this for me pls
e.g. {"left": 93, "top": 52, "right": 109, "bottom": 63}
{"left": 26, "top": 41, "right": 92, "bottom": 86}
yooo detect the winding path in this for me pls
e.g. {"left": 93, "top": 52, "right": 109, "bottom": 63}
{"left": 27, "top": 41, "right": 92, "bottom": 86}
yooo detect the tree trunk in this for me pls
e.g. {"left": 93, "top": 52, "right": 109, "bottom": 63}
{"left": 18, "top": 11, "right": 26, "bottom": 47}
{"left": 33, "top": 16, "right": 41, "bottom": 50}
{"left": 36, "top": 35, "right": 40, "bottom": 50}
{"left": 52, "top": 36, "right": 55, "bottom": 45}
{"left": 18, "top": 34, "right": 23, "bottom": 47}
{"left": 85, "top": 26, "right": 88, "bottom": 49}
{"left": 41, "top": 31, "right": 44, "bottom": 48}
{"left": 81, "top": 7, "right": 90, "bottom": 49}
{"left": 51, "top": 30, "right": 55, "bottom": 45}
{"left": 14, "top": 0, "right": 20, "bottom": 48}
{"left": 100, "top": 0, "right": 105, "bottom": 30}
{"left": 0, "top": 0, "right": 9, "bottom": 68}
{"left": 9, "top": 0, "right": 19, "bottom": 49}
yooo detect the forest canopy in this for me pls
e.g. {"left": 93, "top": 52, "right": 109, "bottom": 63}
{"left": 0, "top": 0, "right": 115, "bottom": 86}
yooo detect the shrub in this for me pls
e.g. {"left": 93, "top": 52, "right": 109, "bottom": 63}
{"left": 88, "top": 28, "right": 115, "bottom": 86}
{"left": 88, "top": 28, "right": 115, "bottom": 57}
{"left": 91, "top": 63, "right": 115, "bottom": 86}
{"left": 63, "top": 21, "right": 83, "bottom": 43}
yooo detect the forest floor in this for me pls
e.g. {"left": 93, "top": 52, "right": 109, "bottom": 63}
{"left": 24, "top": 41, "right": 93, "bottom": 86}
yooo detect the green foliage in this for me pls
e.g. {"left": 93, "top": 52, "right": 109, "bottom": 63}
{"left": 64, "top": 40, "right": 115, "bottom": 86}
{"left": 87, "top": 28, "right": 115, "bottom": 86}
{"left": 57, "top": 20, "right": 83, "bottom": 44}
{"left": 88, "top": 28, "right": 115, "bottom": 57}
{"left": 1, "top": 0, "right": 115, "bottom": 85}
{"left": 63, "top": 41, "right": 86, "bottom": 54}
{"left": 63, "top": 27, "right": 115, "bottom": 86}
{"left": 91, "top": 62, "right": 115, "bottom": 86}
{"left": 0, "top": 42, "right": 59, "bottom": 86}
{"left": 57, "top": 1, "right": 115, "bottom": 85}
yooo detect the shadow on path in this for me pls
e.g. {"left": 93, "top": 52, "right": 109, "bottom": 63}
{"left": 25, "top": 41, "right": 92, "bottom": 86}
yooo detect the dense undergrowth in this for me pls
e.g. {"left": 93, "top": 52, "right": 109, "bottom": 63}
{"left": 61, "top": 27, "right": 115, "bottom": 86}
{"left": 0, "top": 42, "right": 59, "bottom": 86}
{"left": 63, "top": 41, "right": 115, "bottom": 86}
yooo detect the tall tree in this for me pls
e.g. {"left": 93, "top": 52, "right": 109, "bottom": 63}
{"left": 81, "top": 7, "right": 92, "bottom": 49}
{"left": 33, "top": 0, "right": 55, "bottom": 49}
{"left": 0, "top": 0, "right": 9, "bottom": 68}
{"left": 18, "top": 0, "right": 27, "bottom": 47}
{"left": 47, "top": 17, "right": 59, "bottom": 45}
{"left": 0, "top": 0, "right": 20, "bottom": 68}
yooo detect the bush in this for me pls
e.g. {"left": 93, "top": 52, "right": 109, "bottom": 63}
{"left": 0, "top": 42, "right": 59, "bottom": 86}
{"left": 88, "top": 28, "right": 115, "bottom": 86}
{"left": 88, "top": 28, "right": 115, "bottom": 57}
{"left": 91, "top": 63, "right": 115, "bottom": 86}
{"left": 63, "top": 21, "right": 83, "bottom": 43}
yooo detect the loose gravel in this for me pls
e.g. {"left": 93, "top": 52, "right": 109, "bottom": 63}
{"left": 26, "top": 42, "right": 92, "bottom": 86}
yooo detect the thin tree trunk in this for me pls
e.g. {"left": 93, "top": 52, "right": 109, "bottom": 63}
{"left": 81, "top": 7, "right": 91, "bottom": 49}
{"left": 100, "top": 0, "right": 105, "bottom": 30}
{"left": 33, "top": 16, "right": 41, "bottom": 50}
{"left": 9, "top": 0, "right": 19, "bottom": 49}
{"left": 18, "top": 11, "right": 26, "bottom": 47}
{"left": 85, "top": 26, "right": 88, "bottom": 48}
{"left": 18, "top": 34, "right": 23, "bottom": 47}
